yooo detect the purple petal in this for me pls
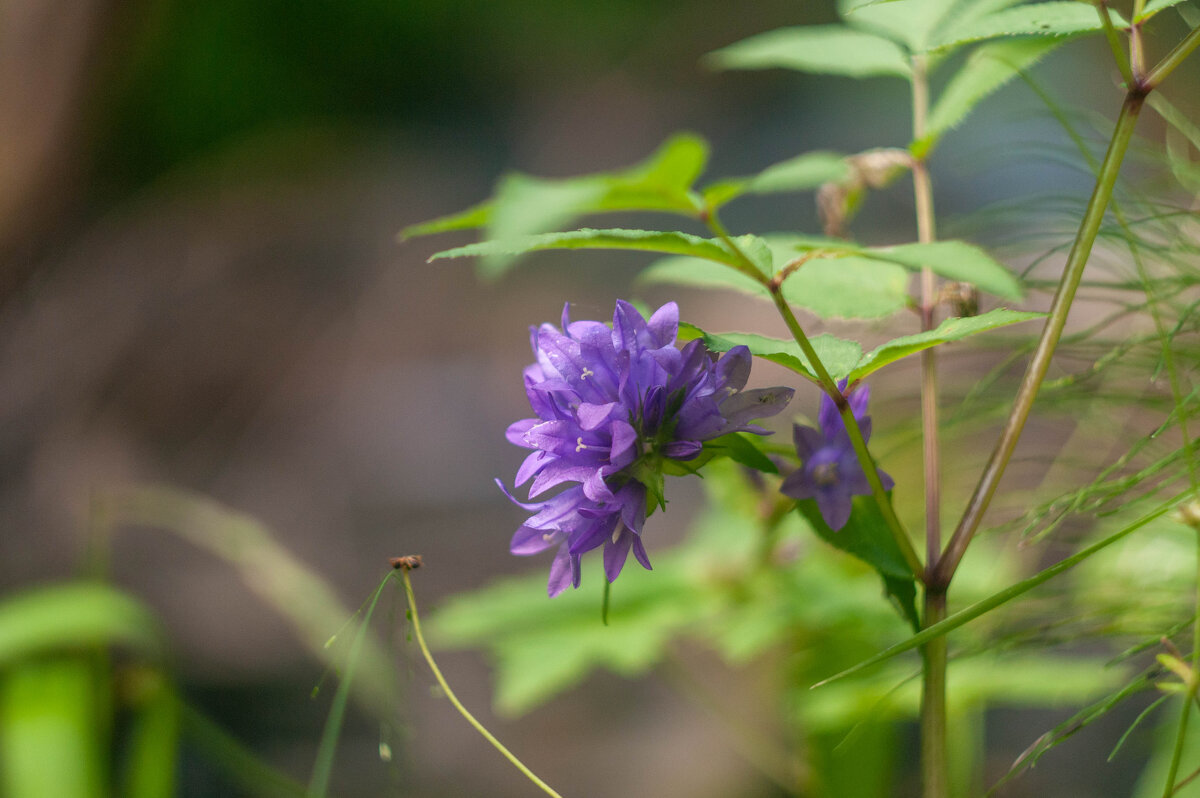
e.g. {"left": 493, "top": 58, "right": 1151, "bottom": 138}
{"left": 818, "top": 390, "right": 842, "bottom": 438}
{"left": 663, "top": 440, "right": 703, "bottom": 460}
{"left": 718, "top": 386, "right": 795, "bottom": 429}
{"left": 631, "top": 534, "right": 653, "bottom": 571}
{"left": 645, "top": 302, "right": 679, "bottom": 347}
{"left": 506, "top": 418, "right": 539, "bottom": 448}
{"left": 715, "top": 346, "right": 751, "bottom": 393}
{"left": 548, "top": 544, "right": 574, "bottom": 597}
{"left": 577, "top": 402, "right": 619, "bottom": 431}
{"left": 514, "top": 450, "right": 550, "bottom": 486}
{"left": 817, "top": 486, "right": 853, "bottom": 531}
{"left": 511, "top": 526, "right": 557, "bottom": 555}
{"left": 793, "top": 425, "right": 823, "bottom": 460}
{"left": 612, "top": 300, "right": 647, "bottom": 352}
{"left": 607, "top": 420, "right": 639, "bottom": 470}
{"left": 779, "top": 468, "right": 816, "bottom": 501}
{"left": 603, "top": 528, "right": 633, "bottom": 582}
{"left": 615, "top": 482, "right": 646, "bottom": 533}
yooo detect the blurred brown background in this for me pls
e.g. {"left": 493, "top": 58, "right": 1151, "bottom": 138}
{"left": 1, "top": 1, "right": 1196, "bottom": 795}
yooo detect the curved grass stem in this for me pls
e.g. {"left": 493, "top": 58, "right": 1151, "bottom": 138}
{"left": 397, "top": 569, "right": 566, "bottom": 798}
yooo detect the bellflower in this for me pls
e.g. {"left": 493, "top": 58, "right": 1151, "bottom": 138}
{"left": 504, "top": 300, "right": 794, "bottom": 596}
{"left": 779, "top": 381, "right": 893, "bottom": 531}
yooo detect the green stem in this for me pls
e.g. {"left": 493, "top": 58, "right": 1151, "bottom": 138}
{"left": 769, "top": 289, "right": 925, "bottom": 580}
{"left": 397, "top": 570, "right": 565, "bottom": 798}
{"left": 1145, "top": 22, "right": 1200, "bottom": 91}
{"left": 1162, "top": 528, "right": 1200, "bottom": 796}
{"left": 1095, "top": 1, "right": 1136, "bottom": 88}
{"left": 932, "top": 91, "right": 1146, "bottom": 588}
{"left": 921, "top": 590, "right": 949, "bottom": 798}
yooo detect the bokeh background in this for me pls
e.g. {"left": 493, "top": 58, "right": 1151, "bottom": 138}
{"left": 2, "top": 1, "right": 1198, "bottom": 795}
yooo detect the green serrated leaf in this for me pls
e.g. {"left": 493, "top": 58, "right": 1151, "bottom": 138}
{"left": 795, "top": 495, "right": 919, "bottom": 628}
{"left": 923, "top": 37, "right": 1067, "bottom": 148}
{"left": 839, "top": 0, "right": 961, "bottom": 51}
{"left": 782, "top": 256, "right": 912, "bottom": 319}
{"left": 931, "top": 2, "right": 1118, "bottom": 51}
{"left": 431, "top": 228, "right": 746, "bottom": 270}
{"left": 751, "top": 151, "right": 852, "bottom": 193}
{"left": 678, "top": 323, "right": 863, "bottom": 382}
{"left": 851, "top": 309, "right": 1043, "bottom": 379}
{"left": 706, "top": 25, "right": 912, "bottom": 78}
{"left": 869, "top": 240, "right": 1022, "bottom": 299}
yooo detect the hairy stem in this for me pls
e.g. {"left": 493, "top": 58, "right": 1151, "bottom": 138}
{"left": 932, "top": 91, "right": 1146, "bottom": 588}
{"left": 398, "top": 569, "right": 565, "bottom": 798}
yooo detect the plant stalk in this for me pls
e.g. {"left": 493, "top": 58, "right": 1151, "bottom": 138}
{"left": 921, "top": 590, "right": 949, "bottom": 798}
{"left": 932, "top": 90, "right": 1146, "bottom": 588}
{"left": 398, "top": 569, "right": 565, "bottom": 798}
{"left": 912, "top": 53, "right": 948, "bottom": 798}
{"left": 1162, "top": 527, "right": 1200, "bottom": 796}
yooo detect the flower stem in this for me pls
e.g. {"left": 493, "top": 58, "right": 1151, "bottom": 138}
{"left": 397, "top": 569, "right": 566, "bottom": 798}
{"left": 768, "top": 288, "right": 924, "bottom": 580}
{"left": 1145, "top": 22, "right": 1200, "bottom": 90}
{"left": 932, "top": 90, "right": 1146, "bottom": 589}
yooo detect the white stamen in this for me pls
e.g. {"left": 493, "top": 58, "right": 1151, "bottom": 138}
{"left": 542, "top": 533, "right": 555, "bottom": 542}
{"left": 580, "top": 366, "right": 595, "bottom": 380}
{"left": 575, "top": 437, "right": 587, "bottom": 452}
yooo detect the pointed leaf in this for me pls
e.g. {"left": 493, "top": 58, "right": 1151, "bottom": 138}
{"left": 638, "top": 256, "right": 770, "bottom": 297}
{"left": 430, "top": 228, "right": 750, "bottom": 270}
{"left": 703, "top": 152, "right": 851, "bottom": 209}
{"left": 850, "top": 309, "right": 1044, "bottom": 379}
{"left": 399, "top": 200, "right": 491, "bottom": 240}
{"left": 931, "top": 2, "right": 1120, "bottom": 51}
{"left": 707, "top": 25, "right": 912, "bottom": 78}
{"left": 869, "top": 240, "right": 1022, "bottom": 299}
{"left": 923, "top": 37, "right": 1067, "bottom": 148}
{"left": 678, "top": 323, "right": 863, "bottom": 382}
{"left": 838, "top": 0, "right": 960, "bottom": 52}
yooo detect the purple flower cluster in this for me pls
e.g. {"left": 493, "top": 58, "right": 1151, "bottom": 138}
{"left": 780, "top": 381, "right": 893, "bottom": 530}
{"left": 503, "top": 300, "right": 794, "bottom": 596}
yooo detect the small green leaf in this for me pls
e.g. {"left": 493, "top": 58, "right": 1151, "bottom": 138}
{"left": 795, "top": 495, "right": 919, "bottom": 629}
{"left": 869, "top": 240, "right": 1022, "bottom": 299}
{"left": 931, "top": 2, "right": 1119, "bottom": 51}
{"left": 704, "top": 433, "right": 781, "bottom": 474}
{"left": 678, "top": 323, "right": 864, "bottom": 382}
{"left": 430, "top": 228, "right": 747, "bottom": 270}
{"left": 850, "top": 309, "right": 1044, "bottom": 379}
{"left": 706, "top": 25, "right": 912, "bottom": 78}
{"left": 923, "top": 37, "right": 1067, "bottom": 148}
